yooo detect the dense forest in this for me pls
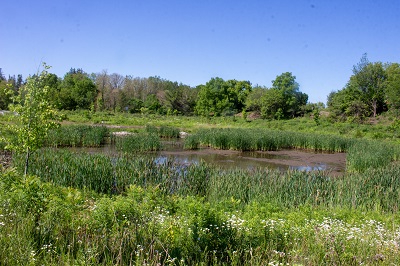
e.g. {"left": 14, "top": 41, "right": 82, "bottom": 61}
{"left": 1, "top": 54, "right": 399, "bottom": 121}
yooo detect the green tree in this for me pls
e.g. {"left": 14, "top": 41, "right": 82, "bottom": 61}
{"left": 328, "top": 55, "right": 389, "bottom": 121}
{"left": 385, "top": 63, "right": 400, "bottom": 115}
{"left": 195, "top": 77, "right": 252, "bottom": 116}
{"left": 261, "top": 88, "right": 285, "bottom": 119}
{"left": 351, "top": 54, "right": 387, "bottom": 117}
{"left": 0, "top": 80, "right": 14, "bottom": 110}
{"left": 261, "top": 72, "right": 308, "bottom": 119}
{"left": 327, "top": 86, "right": 367, "bottom": 122}
{"left": 58, "top": 70, "right": 97, "bottom": 110}
{"left": 5, "top": 64, "right": 60, "bottom": 175}
{"left": 245, "top": 86, "right": 267, "bottom": 113}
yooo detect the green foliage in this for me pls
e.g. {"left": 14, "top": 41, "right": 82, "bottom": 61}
{"left": 245, "top": 86, "right": 267, "bottom": 113}
{"left": 187, "top": 128, "right": 352, "bottom": 152}
{"left": 58, "top": 69, "right": 97, "bottom": 110}
{"left": 5, "top": 143, "right": 400, "bottom": 265}
{"left": 145, "top": 124, "right": 180, "bottom": 138}
{"left": 328, "top": 55, "right": 398, "bottom": 121}
{"left": 4, "top": 64, "right": 61, "bottom": 175}
{"left": 385, "top": 63, "right": 400, "bottom": 114}
{"left": 261, "top": 72, "right": 308, "bottom": 119}
{"left": 0, "top": 80, "right": 14, "bottom": 110}
{"left": 346, "top": 140, "right": 400, "bottom": 172}
{"left": 195, "top": 77, "right": 252, "bottom": 116}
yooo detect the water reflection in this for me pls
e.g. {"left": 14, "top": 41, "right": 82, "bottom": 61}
{"left": 68, "top": 140, "right": 346, "bottom": 174}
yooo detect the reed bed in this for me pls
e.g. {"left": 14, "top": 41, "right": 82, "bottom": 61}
{"left": 186, "top": 128, "right": 400, "bottom": 172}
{"left": 3, "top": 158, "right": 400, "bottom": 265}
{"left": 146, "top": 124, "right": 180, "bottom": 138}
{"left": 46, "top": 125, "right": 109, "bottom": 147}
{"left": 346, "top": 140, "right": 400, "bottom": 172}
{"left": 187, "top": 128, "right": 353, "bottom": 152}
{"left": 12, "top": 148, "right": 400, "bottom": 212}
{"left": 115, "top": 133, "right": 161, "bottom": 153}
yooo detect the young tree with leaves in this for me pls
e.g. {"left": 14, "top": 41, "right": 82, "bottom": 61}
{"left": 5, "top": 64, "right": 60, "bottom": 175}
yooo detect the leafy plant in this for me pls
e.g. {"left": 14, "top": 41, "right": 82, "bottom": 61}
{"left": 4, "top": 64, "right": 61, "bottom": 175}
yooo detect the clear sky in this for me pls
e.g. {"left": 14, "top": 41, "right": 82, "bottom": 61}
{"left": 1, "top": 0, "right": 399, "bottom": 104}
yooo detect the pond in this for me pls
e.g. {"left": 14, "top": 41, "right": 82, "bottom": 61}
{"left": 69, "top": 139, "right": 346, "bottom": 175}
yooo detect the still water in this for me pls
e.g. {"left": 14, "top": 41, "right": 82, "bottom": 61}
{"left": 69, "top": 140, "right": 346, "bottom": 174}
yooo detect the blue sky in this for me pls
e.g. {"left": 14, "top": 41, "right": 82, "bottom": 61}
{"left": 1, "top": 0, "right": 399, "bottom": 104}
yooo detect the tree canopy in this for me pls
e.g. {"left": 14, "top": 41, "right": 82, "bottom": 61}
{"left": 260, "top": 72, "right": 308, "bottom": 119}
{"left": 328, "top": 54, "right": 399, "bottom": 121}
{"left": 195, "top": 77, "right": 252, "bottom": 116}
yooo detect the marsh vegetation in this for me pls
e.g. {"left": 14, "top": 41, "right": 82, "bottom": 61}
{"left": 2, "top": 120, "right": 400, "bottom": 265}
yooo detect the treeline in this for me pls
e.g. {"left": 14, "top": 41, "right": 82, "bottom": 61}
{"left": 1, "top": 54, "right": 399, "bottom": 120}
{"left": 0, "top": 68, "right": 313, "bottom": 119}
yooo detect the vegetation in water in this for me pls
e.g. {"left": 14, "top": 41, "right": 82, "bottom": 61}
{"left": 2, "top": 54, "right": 400, "bottom": 264}
{"left": 45, "top": 125, "right": 109, "bottom": 147}
{"left": 115, "top": 133, "right": 161, "bottom": 153}
{"left": 4, "top": 149, "right": 400, "bottom": 265}
{"left": 185, "top": 128, "right": 400, "bottom": 172}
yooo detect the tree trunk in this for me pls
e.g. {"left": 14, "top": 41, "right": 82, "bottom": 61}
{"left": 372, "top": 99, "right": 377, "bottom": 118}
{"left": 24, "top": 148, "right": 30, "bottom": 176}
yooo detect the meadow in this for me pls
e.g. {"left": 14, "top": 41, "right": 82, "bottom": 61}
{"left": 1, "top": 113, "right": 400, "bottom": 265}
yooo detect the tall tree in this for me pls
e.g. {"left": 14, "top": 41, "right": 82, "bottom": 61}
{"left": 195, "top": 77, "right": 252, "bottom": 116}
{"left": 351, "top": 54, "right": 387, "bottom": 117}
{"left": 58, "top": 70, "right": 97, "bottom": 110}
{"left": 262, "top": 72, "right": 308, "bottom": 119}
{"left": 95, "top": 70, "right": 110, "bottom": 111}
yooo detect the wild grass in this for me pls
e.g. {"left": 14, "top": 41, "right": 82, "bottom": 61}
{"left": 186, "top": 128, "right": 400, "bottom": 172}
{"left": 115, "top": 133, "right": 161, "bottom": 153}
{"left": 46, "top": 125, "right": 109, "bottom": 147}
{"left": 2, "top": 166, "right": 400, "bottom": 265}
{"left": 187, "top": 128, "right": 352, "bottom": 152}
{"left": 4, "top": 112, "right": 400, "bottom": 264}
{"left": 146, "top": 124, "right": 180, "bottom": 138}
{"left": 12, "top": 148, "right": 400, "bottom": 212}
{"left": 60, "top": 110, "right": 400, "bottom": 141}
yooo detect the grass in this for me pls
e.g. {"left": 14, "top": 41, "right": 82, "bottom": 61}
{"left": 146, "top": 125, "right": 181, "bottom": 138}
{"left": 46, "top": 125, "right": 109, "bottom": 147}
{"left": 186, "top": 128, "right": 353, "bottom": 152}
{"left": 3, "top": 111, "right": 400, "bottom": 265}
{"left": 185, "top": 128, "right": 400, "bottom": 172}
{"left": 115, "top": 133, "right": 161, "bottom": 153}
{"left": 2, "top": 164, "right": 400, "bottom": 265}
{"left": 59, "top": 110, "right": 400, "bottom": 141}
{"left": 12, "top": 148, "right": 400, "bottom": 212}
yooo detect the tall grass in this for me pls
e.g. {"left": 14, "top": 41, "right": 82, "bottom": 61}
{"left": 13, "top": 148, "right": 211, "bottom": 196}
{"left": 146, "top": 124, "right": 180, "bottom": 138}
{"left": 2, "top": 165, "right": 400, "bottom": 265}
{"left": 186, "top": 128, "right": 400, "bottom": 172}
{"left": 46, "top": 125, "right": 109, "bottom": 147}
{"left": 115, "top": 133, "right": 161, "bottom": 153}
{"left": 346, "top": 140, "right": 400, "bottom": 172}
{"left": 12, "top": 148, "right": 400, "bottom": 212}
{"left": 187, "top": 128, "right": 352, "bottom": 152}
